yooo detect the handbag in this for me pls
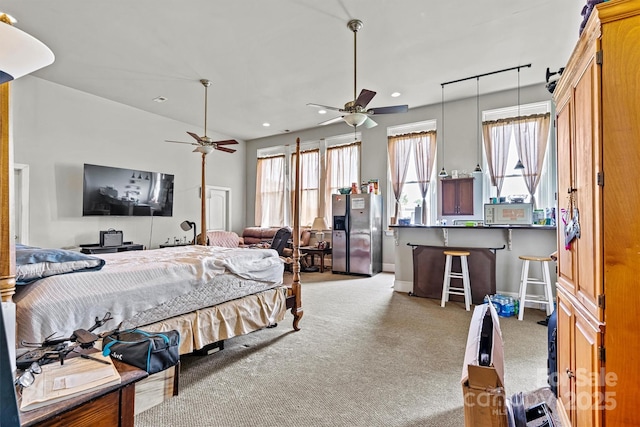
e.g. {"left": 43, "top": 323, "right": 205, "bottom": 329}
{"left": 102, "top": 329, "right": 180, "bottom": 374}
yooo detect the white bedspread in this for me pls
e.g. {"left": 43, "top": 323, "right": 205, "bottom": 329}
{"left": 14, "top": 245, "right": 284, "bottom": 344}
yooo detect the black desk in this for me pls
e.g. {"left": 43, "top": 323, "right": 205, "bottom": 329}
{"left": 159, "top": 243, "right": 192, "bottom": 248}
{"left": 80, "top": 242, "right": 144, "bottom": 254}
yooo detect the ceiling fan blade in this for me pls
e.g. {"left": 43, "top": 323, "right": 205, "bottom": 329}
{"left": 165, "top": 140, "right": 199, "bottom": 146}
{"left": 318, "top": 116, "right": 345, "bottom": 126}
{"left": 213, "top": 139, "right": 239, "bottom": 145}
{"left": 187, "top": 131, "right": 204, "bottom": 143}
{"left": 307, "top": 103, "right": 343, "bottom": 112}
{"left": 367, "top": 104, "right": 408, "bottom": 115}
{"left": 363, "top": 117, "right": 378, "bottom": 129}
{"left": 355, "top": 89, "right": 376, "bottom": 108}
{"left": 216, "top": 146, "right": 236, "bottom": 153}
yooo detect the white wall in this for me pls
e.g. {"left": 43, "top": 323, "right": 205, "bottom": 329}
{"left": 11, "top": 76, "right": 247, "bottom": 249}
{"left": 245, "top": 83, "right": 555, "bottom": 268}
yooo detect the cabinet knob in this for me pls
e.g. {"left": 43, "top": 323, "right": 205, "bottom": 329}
{"left": 566, "top": 368, "right": 575, "bottom": 378}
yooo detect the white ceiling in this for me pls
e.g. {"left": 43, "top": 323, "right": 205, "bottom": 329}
{"left": 5, "top": 1, "right": 582, "bottom": 141}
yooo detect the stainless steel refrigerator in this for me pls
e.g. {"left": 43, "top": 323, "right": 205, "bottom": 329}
{"left": 332, "top": 193, "right": 382, "bottom": 276}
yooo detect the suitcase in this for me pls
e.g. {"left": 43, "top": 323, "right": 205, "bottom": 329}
{"left": 547, "top": 309, "right": 557, "bottom": 396}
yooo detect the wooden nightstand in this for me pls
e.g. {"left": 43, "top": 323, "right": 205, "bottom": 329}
{"left": 19, "top": 360, "right": 148, "bottom": 427}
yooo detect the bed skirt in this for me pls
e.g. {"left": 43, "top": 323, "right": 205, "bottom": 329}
{"left": 137, "top": 287, "right": 288, "bottom": 355}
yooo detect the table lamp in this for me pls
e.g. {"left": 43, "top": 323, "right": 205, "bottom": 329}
{"left": 311, "top": 217, "right": 329, "bottom": 244}
{"left": 180, "top": 220, "right": 197, "bottom": 244}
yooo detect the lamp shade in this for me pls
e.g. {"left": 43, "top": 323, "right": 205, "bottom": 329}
{"left": 0, "top": 17, "right": 55, "bottom": 84}
{"left": 343, "top": 113, "right": 367, "bottom": 127}
{"left": 311, "top": 217, "right": 328, "bottom": 231}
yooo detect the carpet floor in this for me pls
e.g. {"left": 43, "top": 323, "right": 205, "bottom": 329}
{"left": 135, "top": 272, "right": 553, "bottom": 427}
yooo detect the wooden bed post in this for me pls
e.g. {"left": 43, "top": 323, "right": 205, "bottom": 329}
{"left": 0, "top": 82, "right": 16, "bottom": 304}
{"left": 291, "top": 137, "right": 303, "bottom": 330}
{"left": 199, "top": 151, "right": 207, "bottom": 245}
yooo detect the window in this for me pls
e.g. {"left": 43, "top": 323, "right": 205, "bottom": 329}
{"left": 482, "top": 102, "right": 554, "bottom": 209}
{"left": 255, "top": 154, "right": 285, "bottom": 227}
{"left": 291, "top": 149, "right": 319, "bottom": 228}
{"left": 323, "top": 140, "right": 361, "bottom": 224}
{"left": 386, "top": 120, "right": 437, "bottom": 225}
{"left": 256, "top": 132, "right": 360, "bottom": 228}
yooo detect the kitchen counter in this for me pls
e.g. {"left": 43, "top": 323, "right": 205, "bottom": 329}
{"left": 390, "top": 224, "right": 556, "bottom": 230}
{"left": 390, "top": 224, "right": 557, "bottom": 297}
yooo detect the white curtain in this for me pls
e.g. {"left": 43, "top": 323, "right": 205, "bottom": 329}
{"left": 255, "top": 155, "right": 285, "bottom": 227}
{"left": 291, "top": 149, "right": 319, "bottom": 228}
{"left": 513, "top": 113, "right": 551, "bottom": 207}
{"left": 387, "top": 134, "right": 413, "bottom": 222}
{"left": 323, "top": 142, "right": 360, "bottom": 224}
{"left": 482, "top": 120, "right": 513, "bottom": 198}
{"left": 414, "top": 131, "right": 437, "bottom": 224}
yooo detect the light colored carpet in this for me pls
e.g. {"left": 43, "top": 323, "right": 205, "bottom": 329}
{"left": 135, "top": 272, "right": 552, "bottom": 427}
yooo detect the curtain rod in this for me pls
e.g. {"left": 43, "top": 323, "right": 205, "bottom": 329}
{"left": 440, "top": 64, "right": 532, "bottom": 87}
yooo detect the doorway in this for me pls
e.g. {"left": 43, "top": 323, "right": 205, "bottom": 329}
{"left": 206, "top": 186, "right": 231, "bottom": 231}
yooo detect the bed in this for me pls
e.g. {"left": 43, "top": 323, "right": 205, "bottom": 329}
{"left": 0, "top": 85, "right": 304, "bottom": 356}
{"left": 12, "top": 244, "right": 295, "bottom": 354}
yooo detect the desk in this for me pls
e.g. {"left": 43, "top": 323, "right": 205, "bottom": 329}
{"left": 301, "top": 246, "right": 332, "bottom": 273}
{"left": 20, "top": 359, "right": 148, "bottom": 427}
{"left": 80, "top": 242, "right": 144, "bottom": 254}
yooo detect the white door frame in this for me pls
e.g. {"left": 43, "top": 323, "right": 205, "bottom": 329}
{"left": 13, "top": 163, "right": 29, "bottom": 245}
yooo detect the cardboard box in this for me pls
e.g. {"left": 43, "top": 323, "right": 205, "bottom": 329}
{"left": 134, "top": 361, "right": 180, "bottom": 415}
{"left": 461, "top": 302, "right": 508, "bottom": 427}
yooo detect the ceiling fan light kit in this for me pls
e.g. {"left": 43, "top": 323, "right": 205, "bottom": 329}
{"left": 344, "top": 113, "right": 367, "bottom": 127}
{"left": 307, "top": 18, "right": 408, "bottom": 129}
{"left": 0, "top": 12, "right": 55, "bottom": 84}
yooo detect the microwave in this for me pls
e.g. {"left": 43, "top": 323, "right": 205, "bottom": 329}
{"left": 484, "top": 203, "right": 533, "bottom": 225}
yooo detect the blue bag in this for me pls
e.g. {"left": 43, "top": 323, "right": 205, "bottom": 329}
{"left": 102, "top": 329, "right": 179, "bottom": 374}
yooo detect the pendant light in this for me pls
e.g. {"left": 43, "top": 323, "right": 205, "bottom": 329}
{"left": 514, "top": 67, "right": 525, "bottom": 170}
{"left": 438, "top": 84, "right": 448, "bottom": 178}
{"left": 474, "top": 77, "right": 482, "bottom": 173}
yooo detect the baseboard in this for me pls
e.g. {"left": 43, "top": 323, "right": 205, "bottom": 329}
{"left": 393, "top": 280, "right": 413, "bottom": 293}
{"left": 382, "top": 262, "right": 395, "bottom": 273}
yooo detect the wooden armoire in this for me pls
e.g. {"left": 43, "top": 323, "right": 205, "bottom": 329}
{"left": 553, "top": 1, "right": 640, "bottom": 426}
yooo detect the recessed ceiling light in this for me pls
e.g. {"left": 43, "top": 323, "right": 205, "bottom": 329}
{"left": 152, "top": 96, "right": 167, "bottom": 103}
{"left": 262, "top": 122, "right": 271, "bottom": 127}
{"left": 318, "top": 109, "right": 327, "bottom": 115}
{"left": 391, "top": 92, "right": 401, "bottom": 98}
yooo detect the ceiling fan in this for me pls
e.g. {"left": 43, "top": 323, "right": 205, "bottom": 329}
{"left": 307, "top": 19, "right": 408, "bottom": 129}
{"left": 165, "top": 79, "right": 239, "bottom": 154}
{"left": 165, "top": 79, "right": 239, "bottom": 246}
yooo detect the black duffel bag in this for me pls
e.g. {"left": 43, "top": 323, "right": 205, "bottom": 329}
{"left": 102, "top": 329, "right": 180, "bottom": 374}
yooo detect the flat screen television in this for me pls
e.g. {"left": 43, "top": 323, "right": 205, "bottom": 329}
{"left": 82, "top": 163, "right": 174, "bottom": 216}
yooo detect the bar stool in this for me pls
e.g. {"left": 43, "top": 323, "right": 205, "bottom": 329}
{"left": 517, "top": 255, "right": 554, "bottom": 321}
{"left": 441, "top": 250, "right": 472, "bottom": 311}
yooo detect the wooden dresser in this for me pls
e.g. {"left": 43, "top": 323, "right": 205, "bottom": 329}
{"left": 553, "top": 1, "right": 640, "bottom": 425}
{"left": 19, "top": 360, "right": 147, "bottom": 427}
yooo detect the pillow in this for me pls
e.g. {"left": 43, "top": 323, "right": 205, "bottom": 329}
{"left": 15, "top": 244, "right": 106, "bottom": 285}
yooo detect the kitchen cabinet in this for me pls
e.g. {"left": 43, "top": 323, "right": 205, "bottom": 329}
{"left": 440, "top": 178, "right": 473, "bottom": 215}
{"left": 553, "top": 1, "right": 640, "bottom": 425}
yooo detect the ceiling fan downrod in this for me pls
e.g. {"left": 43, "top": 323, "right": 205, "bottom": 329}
{"left": 200, "top": 79, "right": 211, "bottom": 141}
{"left": 347, "top": 19, "right": 363, "bottom": 104}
